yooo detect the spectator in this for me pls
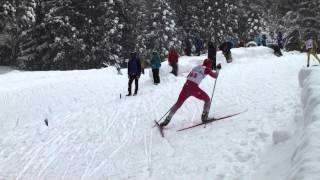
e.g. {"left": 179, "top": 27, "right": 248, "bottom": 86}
{"left": 277, "top": 32, "right": 284, "bottom": 49}
{"left": 126, "top": 52, "right": 141, "bottom": 96}
{"left": 195, "top": 37, "right": 204, "bottom": 56}
{"left": 254, "top": 34, "right": 262, "bottom": 46}
{"left": 207, "top": 41, "right": 217, "bottom": 70}
{"left": 261, "top": 34, "right": 267, "bottom": 46}
{"left": 168, "top": 46, "right": 179, "bottom": 76}
{"left": 219, "top": 41, "right": 233, "bottom": 63}
{"left": 184, "top": 38, "right": 192, "bottom": 56}
{"left": 150, "top": 51, "right": 161, "bottom": 85}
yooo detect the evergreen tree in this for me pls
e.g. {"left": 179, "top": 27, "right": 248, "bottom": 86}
{"left": 143, "top": 0, "right": 179, "bottom": 57}
{"left": 283, "top": 0, "right": 320, "bottom": 50}
{"left": 236, "top": 0, "right": 266, "bottom": 40}
{"left": 0, "top": 0, "right": 36, "bottom": 66}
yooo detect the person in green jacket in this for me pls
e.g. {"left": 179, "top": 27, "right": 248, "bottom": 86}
{"left": 150, "top": 51, "right": 161, "bottom": 85}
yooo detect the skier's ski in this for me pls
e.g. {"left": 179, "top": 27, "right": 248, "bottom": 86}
{"left": 154, "top": 120, "right": 164, "bottom": 137}
{"left": 177, "top": 110, "right": 246, "bottom": 132}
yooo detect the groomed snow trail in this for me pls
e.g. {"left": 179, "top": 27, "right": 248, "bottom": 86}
{"left": 0, "top": 47, "right": 306, "bottom": 179}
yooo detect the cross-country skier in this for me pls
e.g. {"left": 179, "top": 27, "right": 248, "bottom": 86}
{"left": 159, "top": 59, "right": 221, "bottom": 127}
{"left": 305, "top": 37, "right": 320, "bottom": 67}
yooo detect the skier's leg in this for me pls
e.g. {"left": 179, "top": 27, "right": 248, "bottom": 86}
{"left": 307, "top": 51, "right": 311, "bottom": 67}
{"left": 192, "top": 87, "right": 211, "bottom": 121}
{"left": 160, "top": 85, "right": 190, "bottom": 127}
{"left": 192, "top": 88, "right": 211, "bottom": 112}
{"left": 312, "top": 51, "right": 320, "bottom": 62}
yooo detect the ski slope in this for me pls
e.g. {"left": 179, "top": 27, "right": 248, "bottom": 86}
{"left": 0, "top": 47, "right": 319, "bottom": 180}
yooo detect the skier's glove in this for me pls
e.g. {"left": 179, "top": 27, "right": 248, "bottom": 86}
{"left": 217, "top": 63, "right": 222, "bottom": 70}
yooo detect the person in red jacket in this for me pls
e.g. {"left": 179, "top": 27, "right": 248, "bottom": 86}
{"left": 168, "top": 46, "right": 179, "bottom": 76}
{"left": 160, "top": 59, "right": 220, "bottom": 127}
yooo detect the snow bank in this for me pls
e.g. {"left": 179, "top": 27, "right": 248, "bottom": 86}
{"left": 0, "top": 47, "right": 308, "bottom": 179}
{"left": 285, "top": 67, "right": 320, "bottom": 180}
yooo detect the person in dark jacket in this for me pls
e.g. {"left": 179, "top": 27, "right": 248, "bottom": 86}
{"left": 184, "top": 38, "right": 192, "bottom": 56}
{"left": 261, "top": 34, "right": 267, "bottom": 46}
{"left": 277, "top": 32, "right": 284, "bottom": 49}
{"left": 238, "top": 37, "right": 246, "bottom": 47}
{"left": 219, "top": 42, "right": 233, "bottom": 63}
{"left": 150, "top": 51, "right": 161, "bottom": 85}
{"left": 168, "top": 46, "right": 179, "bottom": 76}
{"left": 207, "top": 41, "right": 217, "bottom": 70}
{"left": 195, "top": 37, "right": 204, "bottom": 56}
{"left": 127, "top": 52, "right": 141, "bottom": 96}
{"left": 267, "top": 44, "right": 283, "bottom": 57}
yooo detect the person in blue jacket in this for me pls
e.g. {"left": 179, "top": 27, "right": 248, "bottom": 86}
{"left": 195, "top": 37, "right": 204, "bottom": 56}
{"left": 150, "top": 51, "right": 161, "bottom": 85}
{"left": 127, "top": 52, "right": 141, "bottom": 96}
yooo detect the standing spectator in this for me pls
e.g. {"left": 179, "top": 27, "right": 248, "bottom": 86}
{"left": 126, "top": 52, "right": 141, "bottom": 96}
{"left": 219, "top": 41, "right": 233, "bottom": 63}
{"left": 185, "top": 38, "right": 192, "bottom": 56}
{"left": 195, "top": 37, "right": 204, "bottom": 56}
{"left": 261, "top": 34, "right": 267, "bottom": 46}
{"left": 168, "top": 46, "right": 179, "bottom": 76}
{"left": 150, "top": 51, "right": 161, "bottom": 85}
{"left": 305, "top": 37, "right": 320, "bottom": 67}
{"left": 140, "top": 58, "right": 145, "bottom": 74}
{"left": 238, "top": 36, "right": 246, "bottom": 47}
{"left": 207, "top": 41, "right": 217, "bottom": 70}
{"left": 317, "top": 33, "right": 320, "bottom": 54}
{"left": 254, "top": 34, "right": 262, "bottom": 46}
{"left": 277, "top": 32, "right": 284, "bottom": 49}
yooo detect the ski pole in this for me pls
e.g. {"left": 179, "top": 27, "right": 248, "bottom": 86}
{"left": 155, "top": 107, "right": 172, "bottom": 124}
{"left": 204, "top": 66, "right": 220, "bottom": 128}
{"left": 208, "top": 64, "right": 222, "bottom": 114}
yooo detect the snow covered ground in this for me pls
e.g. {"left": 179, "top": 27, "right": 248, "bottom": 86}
{"left": 0, "top": 47, "right": 319, "bottom": 180}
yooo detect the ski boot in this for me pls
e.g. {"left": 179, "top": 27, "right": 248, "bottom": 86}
{"left": 133, "top": 90, "right": 138, "bottom": 96}
{"left": 126, "top": 92, "right": 132, "bottom": 96}
{"left": 201, "top": 111, "right": 209, "bottom": 123}
{"left": 160, "top": 116, "right": 171, "bottom": 127}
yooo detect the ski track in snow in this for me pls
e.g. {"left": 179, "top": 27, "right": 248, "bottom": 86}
{"left": 0, "top": 48, "right": 306, "bottom": 179}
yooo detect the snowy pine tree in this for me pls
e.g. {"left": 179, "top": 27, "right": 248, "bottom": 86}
{"left": 0, "top": 0, "right": 36, "bottom": 66}
{"left": 237, "top": 0, "right": 266, "bottom": 41}
{"left": 143, "top": 0, "right": 180, "bottom": 58}
{"left": 283, "top": 0, "right": 320, "bottom": 50}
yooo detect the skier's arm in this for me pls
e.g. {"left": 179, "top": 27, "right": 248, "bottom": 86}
{"left": 204, "top": 68, "right": 218, "bottom": 78}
